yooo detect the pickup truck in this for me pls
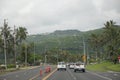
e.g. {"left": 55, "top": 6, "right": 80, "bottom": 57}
{"left": 74, "top": 63, "right": 85, "bottom": 72}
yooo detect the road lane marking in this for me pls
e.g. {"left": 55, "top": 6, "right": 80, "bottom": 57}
{"left": 29, "top": 74, "right": 40, "bottom": 80}
{"left": 16, "top": 75, "right": 18, "bottom": 77}
{"left": 114, "top": 73, "right": 118, "bottom": 76}
{"left": 67, "top": 69, "right": 76, "bottom": 80}
{"left": 87, "top": 71, "right": 112, "bottom": 80}
{"left": 24, "top": 72, "right": 26, "bottom": 75}
{"left": 42, "top": 68, "right": 57, "bottom": 80}
{"left": 29, "top": 68, "right": 57, "bottom": 80}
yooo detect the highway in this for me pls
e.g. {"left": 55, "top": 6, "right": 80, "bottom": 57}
{"left": 0, "top": 65, "right": 55, "bottom": 80}
{"left": 0, "top": 66, "right": 42, "bottom": 80}
{"left": 0, "top": 66, "right": 120, "bottom": 80}
{"left": 47, "top": 67, "right": 120, "bottom": 80}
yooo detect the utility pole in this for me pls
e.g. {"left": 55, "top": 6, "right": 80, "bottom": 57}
{"left": 83, "top": 36, "right": 86, "bottom": 63}
{"left": 34, "top": 42, "right": 35, "bottom": 64}
{"left": 3, "top": 19, "right": 7, "bottom": 69}
{"left": 45, "top": 55, "right": 47, "bottom": 65}
{"left": 83, "top": 38, "right": 86, "bottom": 56}
{"left": 57, "top": 37, "right": 61, "bottom": 63}
{"left": 86, "top": 44, "right": 89, "bottom": 64}
{"left": 25, "top": 43, "right": 27, "bottom": 67}
{"left": 44, "top": 47, "right": 47, "bottom": 65}
{"left": 14, "top": 26, "right": 17, "bottom": 67}
{"left": 57, "top": 49, "right": 58, "bottom": 63}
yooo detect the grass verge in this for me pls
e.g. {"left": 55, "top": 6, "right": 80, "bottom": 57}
{"left": 86, "top": 61, "right": 120, "bottom": 72}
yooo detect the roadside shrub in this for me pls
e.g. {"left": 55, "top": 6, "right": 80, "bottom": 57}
{"left": 0, "top": 66, "right": 5, "bottom": 70}
{"left": 89, "top": 58, "right": 96, "bottom": 63}
{"left": 7, "top": 64, "right": 16, "bottom": 68}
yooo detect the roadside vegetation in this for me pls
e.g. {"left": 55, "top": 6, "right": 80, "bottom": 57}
{"left": 0, "top": 19, "right": 42, "bottom": 70}
{"left": 86, "top": 61, "right": 120, "bottom": 72}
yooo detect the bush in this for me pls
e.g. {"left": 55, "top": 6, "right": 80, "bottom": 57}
{"left": 89, "top": 58, "right": 96, "bottom": 63}
{"left": 0, "top": 66, "right": 5, "bottom": 70}
{"left": 7, "top": 64, "right": 16, "bottom": 68}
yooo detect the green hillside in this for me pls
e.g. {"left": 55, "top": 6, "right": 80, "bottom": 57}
{"left": 26, "top": 29, "right": 103, "bottom": 54}
{"left": 25, "top": 23, "right": 120, "bottom": 64}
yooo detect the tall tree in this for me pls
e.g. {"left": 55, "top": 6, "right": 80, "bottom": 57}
{"left": 89, "top": 34, "right": 100, "bottom": 60}
{"left": 103, "top": 20, "right": 120, "bottom": 63}
{"left": 13, "top": 26, "right": 28, "bottom": 65}
{"left": 0, "top": 19, "right": 12, "bottom": 68}
{"left": 16, "top": 27, "right": 28, "bottom": 43}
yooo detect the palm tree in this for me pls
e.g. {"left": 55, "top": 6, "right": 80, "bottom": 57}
{"left": 0, "top": 34, "right": 3, "bottom": 48}
{"left": 103, "top": 20, "right": 120, "bottom": 63}
{"left": 16, "top": 27, "right": 28, "bottom": 43}
{"left": 1, "top": 20, "right": 12, "bottom": 40}
{"left": 89, "top": 34, "right": 98, "bottom": 60}
{"left": 0, "top": 19, "right": 12, "bottom": 69}
{"left": 15, "top": 27, "right": 28, "bottom": 63}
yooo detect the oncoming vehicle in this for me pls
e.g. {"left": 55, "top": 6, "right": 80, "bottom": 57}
{"left": 74, "top": 63, "right": 85, "bottom": 72}
{"left": 57, "top": 62, "right": 66, "bottom": 71}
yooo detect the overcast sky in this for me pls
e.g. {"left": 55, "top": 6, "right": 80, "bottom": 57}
{"left": 0, "top": 0, "right": 120, "bottom": 34}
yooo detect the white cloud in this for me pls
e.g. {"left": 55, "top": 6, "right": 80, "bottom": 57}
{"left": 19, "top": 2, "right": 34, "bottom": 15}
{"left": 0, "top": 0, "right": 120, "bottom": 34}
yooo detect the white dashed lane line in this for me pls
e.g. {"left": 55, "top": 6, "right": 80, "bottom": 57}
{"left": 16, "top": 75, "right": 19, "bottom": 78}
{"left": 87, "top": 71, "right": 112, "bottom": 80}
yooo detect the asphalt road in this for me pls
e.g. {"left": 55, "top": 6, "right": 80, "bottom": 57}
{"left": 47, "top": 67, "right": 120, "bottom": 80}
{"left": 0, "top": 66, "right": 120, "bottom": 80}
{"left": 0, "top": 65, "right": 55, "bottom": 80}
{"left": 0, "top": 66, "right": 42, "bottom": 80}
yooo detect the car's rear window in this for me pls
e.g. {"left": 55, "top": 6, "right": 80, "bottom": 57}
{"left": 58, "top": 62, "right": 65, "bottom": 65}
{"left": 76, "top": 64, "right": 80, "bottom": 66}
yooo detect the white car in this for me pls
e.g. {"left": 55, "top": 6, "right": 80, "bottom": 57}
{"left": 74, "top": 63, "right": 85, "bottom": 72}
{"left": 69, "top": 63, "right": 75, "bottom": 69}
{"left": 57, "top": 62, "right": 66, "bottom": 71}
